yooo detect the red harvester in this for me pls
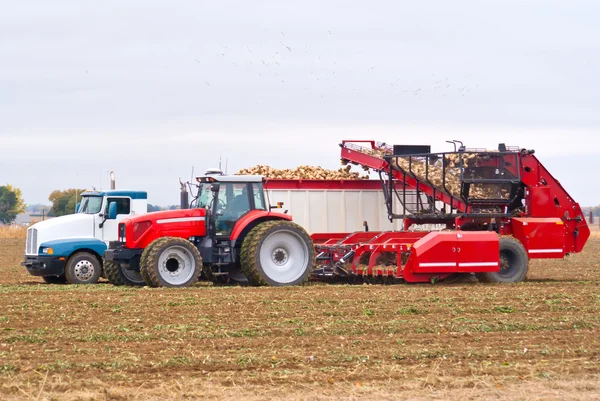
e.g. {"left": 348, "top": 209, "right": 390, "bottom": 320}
{"left": 103, "top": 140, "right": 590, "bottom": 287}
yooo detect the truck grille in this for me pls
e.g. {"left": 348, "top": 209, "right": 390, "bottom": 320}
{"left": 26, "top": 228, "right": 38, "bottom": 255}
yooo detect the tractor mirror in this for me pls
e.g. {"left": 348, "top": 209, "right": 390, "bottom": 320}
{"left": 210, "top": 183, "right": 220, "bottom": 192}
{"left": 108, "top": 202, "right": 118, "bottom": 220}
{"left": 75, "top": 203, "right": 81, "bottom": 213}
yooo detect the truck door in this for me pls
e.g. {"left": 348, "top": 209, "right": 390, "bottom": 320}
{"left": 101, "top": 197, "right": 132, "bottom": 241}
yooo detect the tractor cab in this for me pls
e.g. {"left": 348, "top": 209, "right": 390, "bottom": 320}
{"left": 195, "top": 173, "right": 267, "bottom": 238}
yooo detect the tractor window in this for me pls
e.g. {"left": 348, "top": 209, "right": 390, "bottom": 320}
{"left": 252, "top": 183, "right": 266, "bottom": 210}
{"left": 214, "top": 183, "right": 251, "bottom": 237}
{"left": 196, "top": 183, "right": 213, "bottom": 208}
{"left": 228, "top": 183, "right": 250, "bottom": 215}
{"left": 105, "top": 197, "right": 131, "bottom": 215}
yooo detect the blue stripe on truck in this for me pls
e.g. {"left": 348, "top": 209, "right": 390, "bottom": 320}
{"left": 39, "top": 238, "right": 107, "bottom": 259}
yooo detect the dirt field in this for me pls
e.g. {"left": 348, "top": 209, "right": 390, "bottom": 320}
{"left": 1, "top": 231, "right": 599, "bottom": 400}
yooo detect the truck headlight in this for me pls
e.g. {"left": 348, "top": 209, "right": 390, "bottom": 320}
{"left": 41, "top": 247, "right": 54, "bottom": 255}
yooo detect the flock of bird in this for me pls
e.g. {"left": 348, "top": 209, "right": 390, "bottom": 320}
{"left": 195, "top": 30, "right": 479, "bottom": 102}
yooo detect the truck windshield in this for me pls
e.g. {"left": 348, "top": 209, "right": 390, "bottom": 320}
{"left": 196, "top": 183, "right": 213, "bottom": 208}
{"left": 79, "top": 196, "right": 103, "bottom": 214}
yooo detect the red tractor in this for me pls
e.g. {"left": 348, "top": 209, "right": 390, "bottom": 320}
{"left": 103, "top": 173, "right": 314, "bottom": 287}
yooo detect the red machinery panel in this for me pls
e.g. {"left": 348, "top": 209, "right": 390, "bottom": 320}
{"left": 411, "top": 232, "right": 458, "bottom": 273}
{"left": 411, "top": 231, "right": 500, "bottom": 274}
{"left": 527, "top": 187, "right": 559, "bottom": 217}
{"left": 457, "top": 232, "right": 500, "bottom": 273}
{"left": 511, "top": 218, "right": 565, "bottom": 258}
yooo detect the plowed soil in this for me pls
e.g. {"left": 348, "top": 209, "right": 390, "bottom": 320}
{"left": 1, "top": 235, "right": 599, "bottom": 400}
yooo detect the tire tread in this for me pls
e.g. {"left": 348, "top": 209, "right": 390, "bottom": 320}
{"left": 240, "top": 221, "right": 314, "bottom": 286}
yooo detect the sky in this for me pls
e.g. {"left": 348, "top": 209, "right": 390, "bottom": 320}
{"left": 1, "top": 0, "right": 599, "bottom": 206}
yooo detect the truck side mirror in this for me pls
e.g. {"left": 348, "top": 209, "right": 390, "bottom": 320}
{"left": 75, "top": 203, "right": 81, "bottom": 213}
{"left": 108, "top": 202, "right": 118, "bottom": 220}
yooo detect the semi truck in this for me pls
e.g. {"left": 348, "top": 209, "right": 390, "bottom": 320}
{"left": 22, "top": 190, "right": 148, "bottom": 284}
{"left": 103, "top": 139, "right": 590, "bottom": 287}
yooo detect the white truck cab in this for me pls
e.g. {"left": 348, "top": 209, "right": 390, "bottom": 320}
{"left": 22, "top": 190, "right": 148, "bottom": 284}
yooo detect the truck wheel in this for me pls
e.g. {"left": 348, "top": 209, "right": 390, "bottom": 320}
{"left": 240, "top": 221, "right": 314, "bottom": 286}
{"left": 104, "top": 260, "right": 145, "bottom": 287}
{"left": 476, "top": 236, "right": 529, "bottom": 283}
{"left": 42, "top": 275, "right": 67, "bottom": 284}
{"left": 140, "top": 237, "right": 202, "bottom": 288}
{"left": 64, "top": 252, "right": 102, "bottom": 285}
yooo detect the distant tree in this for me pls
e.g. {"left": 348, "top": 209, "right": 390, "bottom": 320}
{"left": 592, "top": 205, "right": 600, "bottom": 217}
{"left": 147, "top": 204, "right": 162, "bottom": 212}
{"left": 48, "top": 189, "right": 86, "bottom": 217}
{"left": 168, "top": 205, "right": 180, "bottom": 210}
{"left": 0, "top": 185, "right": 26, "bottom": 224}
{"left": 26, "top": 204, "right": 52, "bottom": 215}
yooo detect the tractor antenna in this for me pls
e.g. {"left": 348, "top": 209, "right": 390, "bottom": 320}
{"left": 219, "top": 152, "right": 222, "bottom": 171}
{"left": 225, "top": 157, "right": 228, "bottom": 174}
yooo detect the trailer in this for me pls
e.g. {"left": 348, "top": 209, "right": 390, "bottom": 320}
{"left": 103, "top": 139, "right": 590, "bottom": 287}
{"left": 263, "top": 179, "right": 430, "bottom": 233}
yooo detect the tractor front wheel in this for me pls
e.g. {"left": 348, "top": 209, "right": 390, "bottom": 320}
{"left": 104, "top": 260, "right": 146, "bottom": 287}
{"left": 140, "top": 237, "right": 202, "bottom": 288}
{"left": 476, "top": 236, "right": 529, "bottom": 283}
{"left": 240, "top": 221, "right": 314, "bottom": 286}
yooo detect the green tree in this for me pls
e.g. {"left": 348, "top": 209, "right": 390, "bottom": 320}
{"left": 48, "top": 189, "right": 86, "bottom": 217}
{"left": 147, "top": 204, "right": 162, "bottom": 212}
{"left": 592, "top": 205, "right": 600, "bottom": 217}
{"left": 0, "top": 185, "right": 26, "bottom": 224}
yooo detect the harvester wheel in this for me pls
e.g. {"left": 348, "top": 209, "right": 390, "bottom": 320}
{"left": 104, "top": 260, "right": 145, "bottom": 287}
{"left": 476, "top": 236, "right": 528, "bottom": 283}
{"left": 42, "top": 275, "right": 67, "bottom": 284}
{"left": 240, "top": 221, "right": 314, "bottom": 286}
{"left": 64, "top": 252, "right": 102, "bottom": 285}
{"left": 140, "top": 237, "right": 202, "bottom": 288}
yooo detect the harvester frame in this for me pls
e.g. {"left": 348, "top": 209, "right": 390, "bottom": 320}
{"left": 308, "top": 140, "right": 590, "bottom": 284}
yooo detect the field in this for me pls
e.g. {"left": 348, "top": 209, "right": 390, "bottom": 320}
{"left": 0, "top": 227, "right": 599, "bottom": 400}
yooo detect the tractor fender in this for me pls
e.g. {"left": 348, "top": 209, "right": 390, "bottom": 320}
{"left": 230, "top": 210, "right": 292, "bottom": 242}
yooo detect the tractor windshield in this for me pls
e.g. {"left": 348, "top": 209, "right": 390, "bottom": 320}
{"left": 79, "top": 196, "right": 103, "bottom": 214}
{"left": 196, "top": 183, "right": 213, "bottom": 209}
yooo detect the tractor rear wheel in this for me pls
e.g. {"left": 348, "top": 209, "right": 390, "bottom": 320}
{"left": 140, "top": 237, "right": 202, "bottom": 288}
{"left": 476, "top": 236, "right": 528, "bottom": 283}
{"left": 240, "top": 221, "right": 314, "bottom": 286}
{"left": 104, "top": 260, "right": 145, "bottom": 287}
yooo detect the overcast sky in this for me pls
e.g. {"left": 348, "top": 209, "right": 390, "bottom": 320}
{"left": 1, "top": 0, "right": 599, "bottom": 207}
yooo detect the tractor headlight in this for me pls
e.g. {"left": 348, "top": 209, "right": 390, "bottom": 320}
{"left": 41, "top": 247, "right": 54, "bottom": 255}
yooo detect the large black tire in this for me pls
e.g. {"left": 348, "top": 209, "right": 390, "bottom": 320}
{"left": 140, "top": 237, "right": 202, "bottom": 288}
{"left": 476, "top": 236, "right": 529, "bottom": 283}
{"left": 64, "top": 252, "right": 102, "bottom": 284}
{"left": 104, "top": 260, "right": 146, "bottom": 287}
{"left": 42, "top": 275, "right": 67, "bottom": 284}
{"left": 240, "top": 221, "right": 314, "bottom": 286}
